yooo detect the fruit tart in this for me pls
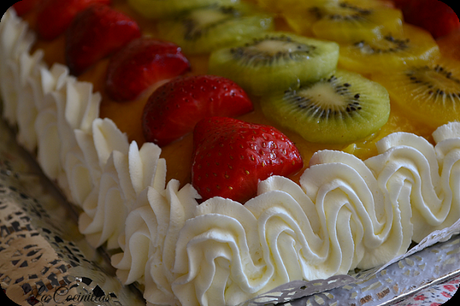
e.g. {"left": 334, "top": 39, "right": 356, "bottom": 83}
{"left": 1, "top": 0, "right": 460, "bottom": 305}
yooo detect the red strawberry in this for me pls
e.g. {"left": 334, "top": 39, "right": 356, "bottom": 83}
{"left": 12, "top": 0, "right": 45, "bottom": 16}
{"left": 65, "top": 4, "right": 141, "bottom": 75}
{"left": 36, "top": 0, "right": 111, "bottom": 40}
{"left": 393, "top": 0, "right": 460, "bottom": 38}
{"left": 105, "top": 37, "right": 190, "bottom": 102}
{"left": 191, "top": 117, "right": 303, "bottom": 203}
{"left": 142, "top": 75, "right": 253, "bottom": 147}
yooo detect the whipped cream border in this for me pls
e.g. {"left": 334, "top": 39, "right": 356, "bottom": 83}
{"left": 2, "top": 8, "right": 460, "bottom": 306}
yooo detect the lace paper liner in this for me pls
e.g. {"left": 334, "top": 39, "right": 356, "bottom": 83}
{"left": 0, "top": 119, "right": 144, "bottom": 306}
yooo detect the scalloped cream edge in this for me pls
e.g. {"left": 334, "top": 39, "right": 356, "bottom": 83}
{"left": 2, "top": 8, "right": 460, "bottom": 306}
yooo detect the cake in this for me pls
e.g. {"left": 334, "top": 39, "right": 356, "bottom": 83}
{"left": 1, "top": 0, "right": 460, "bottom": 305}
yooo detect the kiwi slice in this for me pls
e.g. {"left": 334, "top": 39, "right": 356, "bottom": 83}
{"left": 127, "top": 0, "right": 239, "bottom": 19}
{"left": 283, "top": 0, "right": 403, "bottom": 43}
{"left": 281, "top": 0, "right": 350, "bottom": 36}
{"left": 338, "top": 24, "right": 441, "bottom": 74}
{"left": 208, "top": 32, "right": 340, "bottom": 96}
{"left": 261, "top": 70, "right": 390, "bottom": 144}
{"left": 312, "top": 1, "right": 403, "bottom": 43}
{"left": 372, "top": 58, "right": 460, "bottom": 130}
{"left": 155, "top": 3, "right": 274, "bottom": 55}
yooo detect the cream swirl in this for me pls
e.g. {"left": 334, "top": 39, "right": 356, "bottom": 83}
{"left": 78, "top": 151, "right": 129, "bottom": 249}
{"left": 143, "top": 181, "right": 199, "bottom": 306}
{"left": 78, "top": 136, "right": 172, "bottom": 251}
{"left": 110, "top": 143, "right": 168, "bottom": 285}
{"left": 366, "top": 132, "right": 450, "bottom": 242}
{"left": 35, "top": 76, "right": 101, "bottom": 196}
{"left": 0, "top": 10, "right": 35, "bottom": 62}
{"left": 15, "top": 61, "right": 71, "bottom": 152}
{"left": 434, "top": 124, "right": 460, "bottom": 232}
{"left": 64, "top": 118, "right": 128, "bottom": 207}
{"left": 306, "top": 150, "right": 412, "bottom": 269}
{"left": 77, "top": 121, "right": 130, "bottom": 250}
{"left": 14, "top": 50, "right": 45, "bottom": 151}
{"left": 0, "top": 9, "right": 36, "bottom": 125}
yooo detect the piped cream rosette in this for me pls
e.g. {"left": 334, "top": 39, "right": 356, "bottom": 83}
{"left": 2, "top": 8, "right": 460, "bottom": 306}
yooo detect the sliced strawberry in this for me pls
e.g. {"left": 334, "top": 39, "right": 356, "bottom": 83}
{"left": 65, "top": 4, "right": 141, "bottom": 76}
{"left": 12, "top": 0, "right": 45, "bottom": 16}
{"left": 105, "top": 37, "right": 190, "bottom": 102}
{"left": 192, "top": 117, "right": 303, "bottom": 203}
{"left": 142, "top": 75, "right": 253, "bottom": 147}
{"left": 393, "top": 0, "right": 460, "bottom": 38}
{"left": 36, "top": 0, "right": 111, "bottom": 40}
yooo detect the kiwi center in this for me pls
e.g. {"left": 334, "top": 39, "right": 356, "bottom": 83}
{"left": 248, "top": 40, "right": 307, "bottom": 56}
{"left": 300, "top": 83, "right": 347, "bottom": 107}
{"left": 286, "top": 76, "right": 362, "bottom": 119}
{"left": 230, "top": 36, "right": 316, "bottom": 66}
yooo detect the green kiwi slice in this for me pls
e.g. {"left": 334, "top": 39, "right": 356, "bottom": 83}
{"left": 155, "top": 3, "right": 274, "bottom": 55}
{"left": 208, "top": 32, "right": 340, "bottom": 96}
{"left": 127, "top": 0, "right": 239, "bottom": 19}
{"left": 261, "top": 70, "right": 390, "bottom": 144}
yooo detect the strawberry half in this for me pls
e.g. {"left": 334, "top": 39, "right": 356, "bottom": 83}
{"left": 393, "top": 0, "right": 460, "bottom": 38}
{"left": 65, "top": 4, "right": 141, "bottom": 75}
{"left": 142, "top": 75, "right": 253, "bottom": 147}
{"left": 12, "top": 0, "right": 45, "bottom": 16}
{"left": 105, "top": 37, "right": 190, "bottom": 102}
{"left": 36, "top": 0, "right": 111, "bottom": 40}
{"left": 192, "top": 117, "right": 303, "bottom": 203}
